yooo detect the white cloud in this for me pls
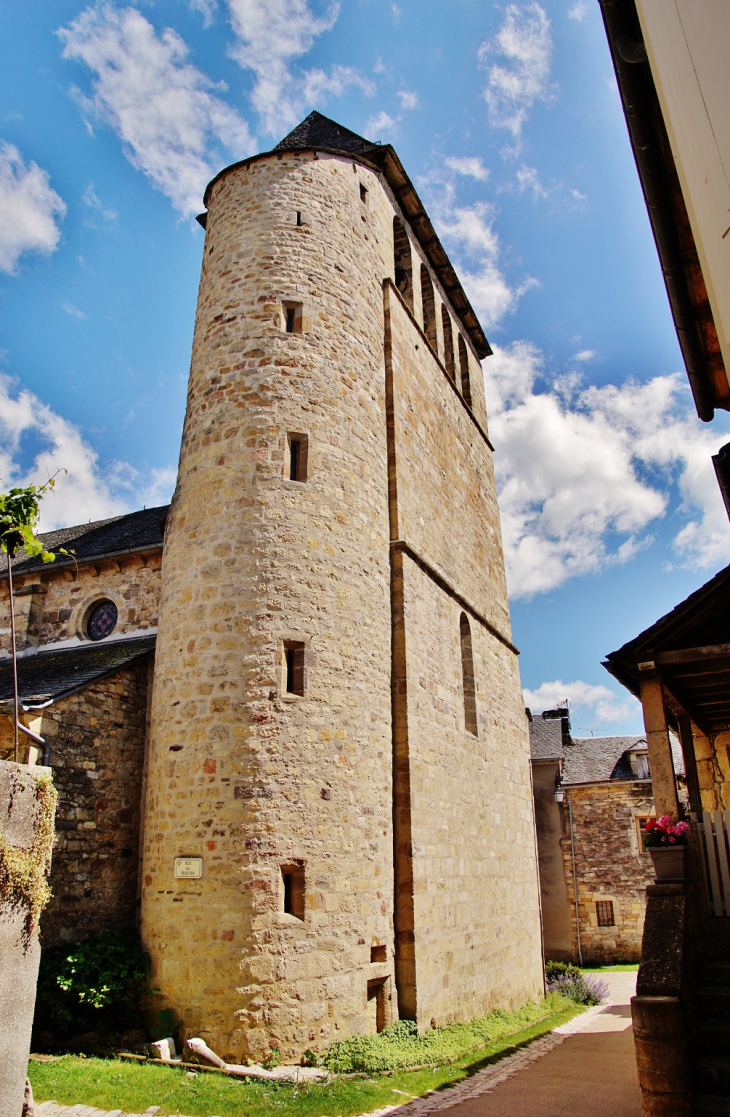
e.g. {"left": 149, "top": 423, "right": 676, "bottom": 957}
{"left": 516, "top": 163, "right": 548, "bottom": 199}
{"left": 484, "top": 342, "right": 730, "bottom": 597}
{"left": 444, "top": 156, "right": 490, "bottom": 182}
{"left": 0, "top": 373, "right": 176, "bottom": 532}
{"left": 568, "top": 1, "right": 588, "bottom": 21}
{"left": 224, "top": 0, "right": 373, "bottom": 136}
{"left": 189, "top": 0, "right": 218, "bottom": 27}
{"left": 365, "top": 110, "right": 399, "bottom": 139}
{"left": 62, "top": 302, "right": 87, "bottom": 319}
{"left": 571, "top": 349, "right": 596, "bottom": 362}
{"left": 524, "top": 679, "right": 640, "bottom": 724}
{"left": 425, "top": 182, "right": 537, "bottom": 328}
{"left": 478, "top": 2, "right": 554, "bottom": 144}
{"left": 58, "top": 4, "right": 255, "bottom": 219}
{"left": 397, "top": 89, "right": 418, "bottom": 111}
{"left": 0, "top": 143, "right": 66, "bottom": 274}
{"left": 82, "top": 182, "right": 117, "bottom": 223}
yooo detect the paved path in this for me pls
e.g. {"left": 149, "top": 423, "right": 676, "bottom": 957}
{"left": 35, "top": 972, "right": 641, "bottom": 1117}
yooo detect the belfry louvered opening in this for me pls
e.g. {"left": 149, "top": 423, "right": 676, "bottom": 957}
{"left": 393, "top": 217, "right": 413, "bottom": 311}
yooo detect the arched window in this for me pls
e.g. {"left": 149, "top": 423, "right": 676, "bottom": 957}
{"left": 393, "top": 217, "right": 413, "bottom": 311}
{"left": 460, "top": 613, "right": 478, "bottom": 737}
{"left": 420, "top": 265, "right": 438, "bottom": 353}
{"left": 458, "top": 335, "right": 472, "bottom": 407}
{"left": 441, "top": 307, "right": 456, "bottom": 384}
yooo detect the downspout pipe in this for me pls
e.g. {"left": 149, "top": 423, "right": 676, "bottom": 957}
{"left": 567, "top": 792, "right": 584, "bottom": 967}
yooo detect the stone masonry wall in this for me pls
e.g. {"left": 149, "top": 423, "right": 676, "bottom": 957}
{"left": 142, "top": 144, "right": 542, "bottom": 1062}
{"left": 0, "top": 553, "right": 161, "bottom": 657}
{"left": 23, "top": 662, "right": 150, "bottom": 947}
{"left": 401, "top": 560, "right": 543, "bottom": 1024}
{"left": 385, "top": 282, "right": 542, "bottom": 1023}
{"left": 142, "top": 151, "right": 397, "bottom": 1064}
{"left": 561, "top": 781, "right": 657, "bottom": 964}
{"left": 694, "top": 726, "right": 730, "bottom": 810}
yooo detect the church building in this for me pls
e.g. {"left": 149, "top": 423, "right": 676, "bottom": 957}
{"left": 0, "top": 113, "right": 543, "bottom": 1062}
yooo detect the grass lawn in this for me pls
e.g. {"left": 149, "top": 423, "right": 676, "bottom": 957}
{"left": 581, "top": 964, "right": 639, "bottom": 973}
{"left": 29, "top": 999, "right": 582, "bottom": 1117}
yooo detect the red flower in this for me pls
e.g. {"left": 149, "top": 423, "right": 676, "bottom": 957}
{"left": 645, "top": 820, "right": 656, "bottom": 831}
{"left": 669, "top": 836, "right": 676, "bottom": 843}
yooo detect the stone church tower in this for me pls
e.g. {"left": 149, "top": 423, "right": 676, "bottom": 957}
{"left": 141, "top": 112, "right": 543, "bottom": 1062}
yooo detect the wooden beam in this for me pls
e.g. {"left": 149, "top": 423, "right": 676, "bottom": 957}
{"left": 653, "top": 644, "right": 730, "bottom": 666}
{"left": 677, "top": 714, "right": 703, "bottom": 815}
{"left": 639, "top": 671, "right": 680, "bottom": 818}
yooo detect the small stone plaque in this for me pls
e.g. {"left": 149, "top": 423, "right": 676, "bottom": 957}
{"left": 174, "top": 856, "right": 203, "bottom": 879}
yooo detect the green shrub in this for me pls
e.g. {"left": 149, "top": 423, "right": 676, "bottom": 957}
{"left": 544, "top": 961, "right": 608, "bottom": 1006}
{"left": 322, "top": 994, "right": 573, "bottom": 1073}
{"left": 35, "top": 927, "right": 153, "bottom": 1036}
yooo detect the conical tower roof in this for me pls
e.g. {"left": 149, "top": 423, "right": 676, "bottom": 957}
{"left": 274, "top": 111, "right": 375, "bottom": 156}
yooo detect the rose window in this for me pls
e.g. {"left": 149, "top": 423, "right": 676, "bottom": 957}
{"left": 86, "top": 599, "right": 118, "bottom": 642}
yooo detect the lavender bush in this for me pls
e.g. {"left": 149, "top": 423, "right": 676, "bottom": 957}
{"left": 544, "top": 962, "right": 609, "bottom": 1006}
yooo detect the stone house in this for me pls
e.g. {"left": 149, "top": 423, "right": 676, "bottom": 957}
{"left": 529, "top": 708, "right": 685, "bottom": 965}
{"left": 0, "top": 112, "right": 543, "bottom": 1062}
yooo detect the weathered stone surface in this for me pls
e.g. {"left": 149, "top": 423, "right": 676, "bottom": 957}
{"left": 140, "top": 147, "right": 542, "bottom": 1060}
{"left": 562, "top": 782, "right": 662, "bottom": 964}
{"left": 33, "top": 662, "right": 150, "bottom": 947}
{"left": 0, "top": 553, "right": 161, "bottom": 658}
{"left": 148, "top": 1038, "right": 176, "bottom": 1061}
{"left": 0, "top": 762, "right": 54, "bottom": 1117}
{"left": 182, "top": 1037, "right": 226, "bottom": 1067}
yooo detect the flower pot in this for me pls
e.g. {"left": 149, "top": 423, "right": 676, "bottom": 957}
{"left": 649, "top": 844, "right": 690, "bottom": 882}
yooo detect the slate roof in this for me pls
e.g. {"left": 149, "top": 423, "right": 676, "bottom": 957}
{"left": 0, "top": 505, "right": 169, "bottom": 578}
{"left": 562, "top": 734, "right": 685, "bottom": 785}
{"left": 0, "top": 636, "right": 156, "bottom": 706}
{"left": 529, "top": 717, "right": 565, "bottom": 761}
{"left": 274, "top": 112, "right": 376, "bottom": 156}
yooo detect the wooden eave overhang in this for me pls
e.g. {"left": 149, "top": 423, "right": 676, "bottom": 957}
{"left": 599, "top": 0, "right": 729, "bottom": 421}
{"left": 201, "top": 145, "right": 491, "bottom": 361}
{"left": 604, "top": 563, "right": 730, "bottom": 737}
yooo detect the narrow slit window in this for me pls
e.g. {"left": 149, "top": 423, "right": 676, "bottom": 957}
{"left": 596, "top": 900, "right": 615, "bottom": 927}
{"left": 284, "top": 641, "right": 306, "bottom": 696}
{"left": 442, "top": 306, "right": 456, "bottom": 384}
{"left": 420, "top": 265, "right": 438, "bottom": 353}
{"left": 360, "top": 182, "right": 368, "bottom": 203}
{"left": 287, "top": 433, "right": 308, "bottom": 482}
{"left": 458, "top": 335, "right": 472, "bottom": 407}
{"left": 282, "top": 862, "right": 305, "bottom": 920}
{"left": 460, "top": 613, "right": 478, "bottom": 737}
{"left": 283, "top": 301, "right": 303, "bottom": 334}
{"left": 296, "top": 211, "right": 302, "bottom": 226}
{"left": 393, "top": 217, "right": 413, "bottom": 311}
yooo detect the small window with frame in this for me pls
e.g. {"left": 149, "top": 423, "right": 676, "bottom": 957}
{"left": 636, "top": 815, "right": 654, "bottom": 854}
{"left": 596, "top": 900, "right": 615, "bottom": 927}
{"left": 281, "top": 861, "right": 305, "bottom": 920}
{"left": 282, "top": 301, "right": 303, "bottom": 334}
{"left": 287, "top": 433, "right": 308, "bottom": 482}
{"left": 283, "top": 640, "right": 306, "bottom": 696}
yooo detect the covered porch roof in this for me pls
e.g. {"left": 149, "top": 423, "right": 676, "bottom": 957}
{"left": 604, "top": 563, "right": 730, "bottom": 739}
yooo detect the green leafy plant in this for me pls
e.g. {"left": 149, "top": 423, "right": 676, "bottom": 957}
{"left": 322, "top": 994, "right": 573, "bottom": 1073}
{"left": 0, "top": 479, "right": 68, "bottom": 563}
{"left": 0, "top": 476, "right": 71, "bottom": 761}
{"left": 35, "top": 927, "right": 153, "bottom": 1036}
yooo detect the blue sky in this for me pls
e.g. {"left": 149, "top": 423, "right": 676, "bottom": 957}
{"left": 1, "top": 0, "right": 728, "bottom": 736}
